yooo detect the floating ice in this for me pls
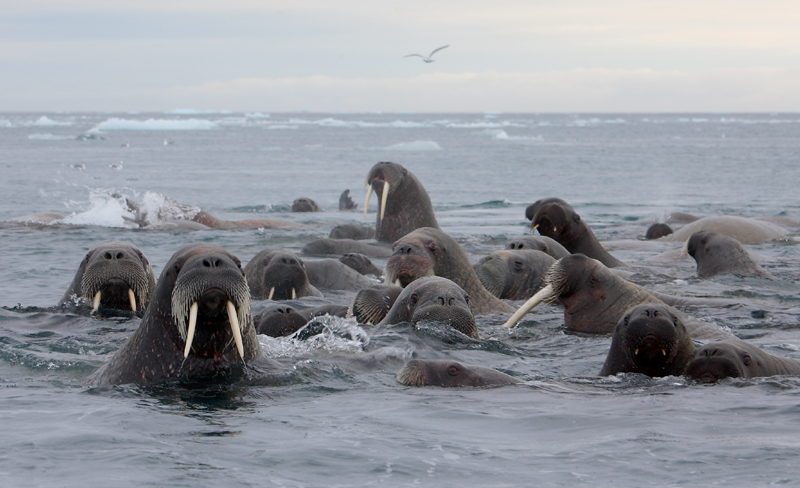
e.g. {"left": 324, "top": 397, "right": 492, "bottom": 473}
{"left": 384, "top": 141, "right": 442, "bottom": 151}
{"left": 167, "top": 108, "right": 231, "bottom": 115}
{"left": 484, "top": 129, "right": 543, "bottom": 141}
{"left": 32, "top": 116, "right": 71, "bottom": 127}
{"left": 28, "top": 134, "right": 73, "bottom": 141}
{"left": 94, "top": 118, "right": 217, "bottom": 131}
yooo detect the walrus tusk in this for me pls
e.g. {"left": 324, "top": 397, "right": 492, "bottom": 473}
{"left": 184, "top": 301, "right": 198, "bottom": 358}
{"left": 291, "top": 287, "right": 297, "bottom": 300}
{"left": 503, "top": 284, "right": 554, "bottom": 328}
{"left": 531, "top": 223, "right": 539, "bottom": 231}
{"left": 379, "top": 181, "right": 389, "bottom": 222}
{"left": 394, "top": 278, "right": 401, "bottom": 287}
{"left": 268, "top": 287, "right": 275, "bottom": 300}
{"left": 363, "top": 185, "right": 373, "bottom": 218}
{"left": 227, "top": 300, "right": 244, "bottom": 359}
{"left": 92, "top": 291, "right": 102, "bottom": 314}
{"left": 128, "top": 288, "right": 137, "bottom": 312}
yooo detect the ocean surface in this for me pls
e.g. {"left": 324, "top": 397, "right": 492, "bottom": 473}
{"left": 1, "top": 111, "right": 800, "bottom": 487}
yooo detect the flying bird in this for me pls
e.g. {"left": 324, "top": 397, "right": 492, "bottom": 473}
{"left": 404, "top": 44, "right": 449, "bottom": 63}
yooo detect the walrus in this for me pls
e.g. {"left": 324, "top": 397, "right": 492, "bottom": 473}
{"left": 473, "top": 249, "right": 556, "bottom": 300}
{"left": 347, "top": 284, "right": 403, "bottom": 324}
{"left": 664, "top": 215, "right": 788, "bottom": 244}
{"left": 686, "top": 230, "right": 776, "bottom": 279}
{"left": 304, "top": 258, "right": 378, "bottom": 291}
{"left": 378, "top": 276, "right": 478, "bottom": 339}
{"left": 302, "top": 238, "right": 392, "bottom": 258}
{"left": 255, "top": 303, "right": 348, "bottom": 337}
{"left": 329, "top": 224, "right": 375, "bottom": 240}
{"left": 384, "top": 227, "right": 515, "bottom": 315}
{"left": 363, "top": 162, "right": 439, "bottom": 242}
{"left": 244, "top": 250, "right": 322, "bottom": 300}
{"left": 339, "top": 253, "right": 382, "bottom": 277}
{"left": 684, "top": 340, "right": 800, "bottom": 382}
{"left": 59, "top": 240, "right": 156, "bottom": 314}
{"left": 645, "top": 223, "right": 674, "bottom": 240}
{"left": 291, "top": 197, "right": 322, "bottom": 212}
{"left": 505, "top": 235, "right": 571, "bottom": 260}
{"left": 339, "top": 189, "right": 357, "bottom": 211}
{"left": 524, "top": 197, "right": 573, "bottom": 221}
{"left": 530, "top": 200, "right": 625, "bottom": 268}
{"left": 84, "top": 243, "right": 260, "bottom": 386}
{"left": 503, "top": 253, "right": 730, "bottom": 340}
{"left": 396, "top": 359, "right": 520, "bottom": 387}
{"left": 599, "top": 304, "right": 695, "bottom": 377}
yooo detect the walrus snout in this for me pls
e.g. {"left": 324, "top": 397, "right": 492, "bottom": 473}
{"left": 684, "top": 346, "right": 744, "bottom": 382}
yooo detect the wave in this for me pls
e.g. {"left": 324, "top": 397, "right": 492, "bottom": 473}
{"left": 166, "top": 109, "right": 232, "bottom": 115}
{"left": 93, "top": 118, "right": 217, "bottom": 131}
{"left": 383, "top": 141, "right": 442, "bottom": 151}
{"left": 32, "top": 116, "right": 72, "bottom": 127}
{"left": 259, "top": 315, "right": 369, "bottom": 358}
{"left": 61, "top": 191, "right": 137, "bottom": 228}
{"left": 483, "top": 129, "right": 543, "bottom": 141}
{"left": 28, "top": 134, "right": 74, "bottom": 141}
{"left": 459, "top": 200, "right": 513, "bottom": 209}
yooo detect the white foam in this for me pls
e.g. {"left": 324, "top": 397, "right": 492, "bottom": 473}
{"left": 246, "top": 112, "right": 271, "bottom": 118}
{"left": 167, "top": 108, "right": 232, "bottom": 115}
{"left": 384, "top": 141, "right": 442, "bottom": 151}
{"left": 447, "top": 121, "right": 525, "bottom": 128}
{"left": 138, "top": 191, "right": 201, "bottom": 226}
{"left": 94, "top": 118, "right": 217, "bottom": 131}
{"left": 258, "top": 315, "right": 369, "bottom": 358}
{"left": 483, "top": 129, "right": 543, "bottom": 141}
{"left": 28, "top": 134, "right": 73, "bottom": 141}
{"left": 31, "top": 116, "right": 71, "bottom": 127}
{"left": 61, "top": 191, "right": 136, "bottom": 228}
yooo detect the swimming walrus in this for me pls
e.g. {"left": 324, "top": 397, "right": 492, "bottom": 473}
{"left": 329, "top": 224, "right": 375, "bottom": 240}
{"left": 302, "top": 238, "right": 392, "bottom": 258}
{"left": 684, "top": 340, "right": 800, "bottom": 382}
{"left": 384, "top": 227, "right": 515, "bottom": 315}
{"left": 338, "top": 253, "right": 383, "bottom": 277}
{"left": 60, "top": 240, "right": 156, "bottom": 314}
{"left": 244, "top": 250, "right": 322, "bottom": 300}
{"left": 505, "top": 235, "right": 571, "bottom": 260}
{"left": 85, "top": 243, "right": 260, "bottom": 386}
{"left": 291, "top": 197, "right": 322, "bottom": 212}
{"left": 599, "top": 304, "right": 695, "bottom": 377}
{"left": 304, "top": 258, "right": 378, "bottom": 291}
{"left": 255, "top": 303, "right": 348, "bottom": 337}
{"left": 363, "top": 162, "right": 439, "bottom": 242}
{"left": 664, "top": 215, "right": 788, "bottom": 244}
{"left": 473, "top": 249, "right": 556, "bottom": 300}
{"left": 686, "top": 230, "right": 775, "bottom": 279}
{"left": 396, "top": 359, "right": 520, "bottom": 387}
{"left": 378, "top": 276, "right": 478, "bottom": 339}
{"left": 530, "top": 200, "right": 625, "bottom": 268}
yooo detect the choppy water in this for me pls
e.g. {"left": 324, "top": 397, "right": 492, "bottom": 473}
{"left": 2, "top": 112, "right": 800, "bottom": 487}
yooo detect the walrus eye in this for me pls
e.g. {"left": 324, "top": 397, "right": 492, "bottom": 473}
{"left": 742, "top": 354, "right": 752, "bottom": 366}
{"left": 623, "top": 316, "right": 629, "bottom": 326}
{"left": 464, "top": 295, "right": 470, "bottom": 305}
{"left": 409, "top": 293, "right": 418, "bottom": 306}
{"left": 448, "top": 365, "right": 459, "bottom": 376}
{"left": 173, "top": 262, "right": 182, "bottom": 274}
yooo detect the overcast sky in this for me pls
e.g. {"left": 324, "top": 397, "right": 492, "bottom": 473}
{"left": 3, "top": 0, "right": 799, "bottom": 112}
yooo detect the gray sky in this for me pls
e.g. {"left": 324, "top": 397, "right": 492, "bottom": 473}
{"left": 3, "top": 0, "right": 799, "bottom": 112}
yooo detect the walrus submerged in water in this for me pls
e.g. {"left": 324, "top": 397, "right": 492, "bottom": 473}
{"left": 684, "top": 340, "right": 800, "bottom": 382}
{"left": 396, "top": 359, "right": 520, "bottom": 387}
{"left": 60, "top": 240, "right": 156, "bottom": 314}
{"left": 85, "top": 243, "right": 260, "bottom": 386}
{"left": 686, "top": 230, "right": 776, "bottom": 279}
{"left": 244, "top": 249, "right": 322, "bottom": 300}
{"left": 363, "top": 162, "right": 439, "bottom": 242}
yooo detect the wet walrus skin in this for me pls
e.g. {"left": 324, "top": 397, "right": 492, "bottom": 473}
{"left": 531, "top": 200, "right": 625, "bottom": 268}
{"left": 60, "top": 240, "right": 156, "bottom": 314}
{"left": 244, "top": 249, "right": 322, "bottom": 300}
{"left": 347, "top": 284, "right": 403, "bottom": 325}
{"left": 505, "top": 235, "right": 571, "bottom": 260}
{"left": 378, "top": 276, "right": 478, "bottom": 340}
{"left": 684, "top": 341, "right": 800, "bottom": 382}
{"left": 600, "top": 304, "right": 695, "bottom": 377}
{"left": 396, "top": 359, "right": 520, "bottom": 387}
{"left": 363, "top": 162, "right": 439, "bottom": 243}
{"left": 686, "top": 230, "right": 775, "bottom": 279}
{"left": 85, "top": 243, "right": 260, "bottom": 386}
{"left": 473, "top": 249, "right": 556, "bottom": 300}
{"left": 384, "top": 227, "right": 515, "bottom": 315}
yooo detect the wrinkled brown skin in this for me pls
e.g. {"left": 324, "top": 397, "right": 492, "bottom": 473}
{"left": 385, "top": 227, "right": 515, "bottom": 315}
{"left": 304, "top": 258, "right": 377, "bottom": 291}
{"left": 686, "top": 230, "right": 775, "bottom": 279}
{"left": 59, "top": 240, "right": 156, "bottom": 312}
{"left": 191, "top": 210, "right": 298, "bottom": 230}
{"left": 524, "top": 198, "right": 573, "bottom": 222}
{"left": 532, "top": 201, "right": 625, "bottom": 268}
{"left": 244, "top": 249, "right": 322, "bottom": 300}
{"left": 302, "top": 238, "right": 392, "bottom": 258}
{"left": 291, "top": 197, "right": 322, "bottom": 212}
{"left": 378, "top": 276, "right": 478, "bottom": 339}
{"left": 600, "top": 304, "right": 695, "bottom": 377}
{"left": 505, "top": 235, "right": 571, "bottom": 260}
{"left": 685, "top": 340, "right": 800, "bottom": 382}
{"left": 329, "top": 224, "right": 375, "bottom": 240}
{"left": 396, "top": 359, "right": 520, "bottom": 387}
{"left": 645, "top": 223, "right": 673, "bottom": 240}
{"left": 365, "top": 162, "right": 439, "bottom": 243}
{"left": 255, "top": 304, "right": 308, "bottom": 337}
{"left": 349, "top": 285, "right": 403, "bottom": 325}
{"left": 84, "top": 243, "right": 261, "bottom": 386}
{"left": 473, "top": 249, "right": 556, "bottom": 300}
{"left": 339, "top": 253, "right": 383, "bottom": 277}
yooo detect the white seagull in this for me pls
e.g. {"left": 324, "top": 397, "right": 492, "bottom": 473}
{"left": 404, "top": 44, "right": 449, "bottom": 63}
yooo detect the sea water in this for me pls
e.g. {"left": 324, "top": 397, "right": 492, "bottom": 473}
{"left": 1, "top": 112, "right": 800, "bottom": 487}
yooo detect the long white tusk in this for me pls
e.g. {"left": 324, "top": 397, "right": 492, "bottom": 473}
{"left": 268, "top": 287, "right": 275, "bottom": 300}
{"left": 291, "top": 287, "right": 297, "bottom": 300}
{"left": 363, "top": 185, "right": 373, "bottom": 218}
{"left": 183, "top": 302, "right": 198, "bottom": 358}
{"left": 379, "top": 181, "right": 389, "bottom": 222}
{"left": 92, "top": 291, "right": 101, "bottom": 314}
{"left": 128, "top": 288, "right": 137, "bottom": 312}
{"left": 394, "top": 278, "right": 401, "bottom": 287}
{"left": 503, "top": 284, "right": 554, "bottom": 329}
{"left": 227, "top": 301, "right": 244, "bottom": 359}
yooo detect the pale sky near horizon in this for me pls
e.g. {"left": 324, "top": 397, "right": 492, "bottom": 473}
{"left": 2, "top": 0, "right": 800, "bottom": 113}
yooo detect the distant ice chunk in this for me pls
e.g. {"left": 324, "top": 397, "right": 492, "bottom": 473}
{"left": 167, "top": 108, "right": 231, "bottom": 115}
{"left": 32, "top": 116, "right": 71, "bottom": 127}
{"left": 94, "top": 118, "right": 217, "bottom": 131}
{"left": 28, "top": 134, "right": 73, "bottom": 141}
{"left": 384, "top": 141, "right": 442, "bottom": 151}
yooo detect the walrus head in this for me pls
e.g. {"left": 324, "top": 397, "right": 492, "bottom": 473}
{"left": 395, "top": 359, "right": 519, "bottom": 387}
{"left": 254, "top": 303, "right": 307, "bottom": 337}
{"left": 684, "top": 342, "right": 753, "bottom": 382}
{"left": 387, "top": 276, "right": 477, "bottom": 339}
{"left": 613, "top": 304, "right": 693, "bottom": 377}
{"left": 69, "top": 240, "right": 156, "bottom": 313}
{"left": 531, "top": 201, "right": 583, "bottom": 245}
{"left": 245, "top": 250, "right": 310, "bottom": 300}
{"left": 164, "top": 244, "right": 253, "bottom": 361}
{"left": 524, "top": 197, "right": 573, "bottom": 222}
{"left": 383, "top": 228, "right": 443, "bottom": 287}
{"left": 291, "top": 197, "right": 321, "bottom": 212}
{"left": 363, "top": 161, "right": 407, "bottom": 223}
{"left": 473, "top": 249, "right": 554, "bottom": 300}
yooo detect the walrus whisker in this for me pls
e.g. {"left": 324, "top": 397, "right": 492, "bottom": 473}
{"left": 503, "top": 283, "right": 554, "bottom": 329}
{"left": 363, "top": 185, "right": 373, "bottom": 218}
{"left": 92, "top": 291, "right": 101, "bottom": 314}
{"left": 183, "top": 301, "right": 198, "bottom": 358}
{"left": 227, "top": 300, "right": 244, "bottom": 359}
{"left": 380, "top": 181, "right": 389, "bottom": 222}
{"left": 268, "top": 287, "right": 275, "bottom": 300}
{"left": 128, "top": 288, "right": 137, "bottom": 312}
